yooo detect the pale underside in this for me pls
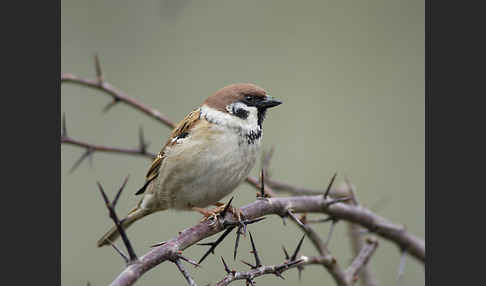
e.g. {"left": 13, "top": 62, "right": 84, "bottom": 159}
{"left": 140, "top": 105, "right": 261, "bottom": 211}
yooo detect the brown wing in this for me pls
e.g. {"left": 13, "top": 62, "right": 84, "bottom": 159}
{"left": 135, "top": 108, "right": 202, "bottom": 195}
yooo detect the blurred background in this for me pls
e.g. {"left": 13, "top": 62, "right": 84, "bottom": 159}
{"left": 61, "top": 1, "right": 424, "bottom": 285}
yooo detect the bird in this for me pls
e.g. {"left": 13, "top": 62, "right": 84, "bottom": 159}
{"left": 97, "top": 83, "right": 282, "bottom": 247}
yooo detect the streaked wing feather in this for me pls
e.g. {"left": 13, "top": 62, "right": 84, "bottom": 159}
{"left": 135, "top": 108, "right": 201, "bottom": 195}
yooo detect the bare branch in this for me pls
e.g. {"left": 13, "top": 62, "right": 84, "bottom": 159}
{"left": 97, "top": 177, "right": 137, "bottom": 263}
{"left": 69, "top": 148, "right": 94, "bottom": 174}
{"left": 345, "top": 237, "right": 379, "bottom": 283}
{"left": 345, "top": 179, "right": 379, "bottom": 286}
{"left": 61, "top": 72, "right": 175, "bottom": 127}
{"left": 215, "top": 259, "right": 304, "bottom": 286}
{"left": 61, "top": 136, "right": 156, "bottom": 160}
{"left": 396, "top": 248, "right": 407, "bottom": 284}
{"left": 173, "top": 259, "right": 198, "bottom": 286}
{"left": 107, "top": 195, "right": 424, "bottom": 286}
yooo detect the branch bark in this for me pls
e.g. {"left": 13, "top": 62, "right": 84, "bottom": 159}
{"left": 108, "top": 195, "right": 424, "bottom": 286}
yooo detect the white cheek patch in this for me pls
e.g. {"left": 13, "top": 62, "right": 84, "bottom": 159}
{"left": 202, "top": 104, "right": 260, "bottom": 134}
{"left": 226, "top": 102, "right": 248, "bottom": 115}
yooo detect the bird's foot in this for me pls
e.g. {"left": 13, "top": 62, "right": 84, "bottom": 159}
{"left": 192, "top": 206, "right": 224, "bottom": 222}
{"left": 192, "top": 200, "right": 243, "bottom": 222}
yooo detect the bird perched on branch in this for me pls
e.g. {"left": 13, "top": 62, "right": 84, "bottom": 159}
{"left": 97, "top": 83, "right": 282, "bottom": 247}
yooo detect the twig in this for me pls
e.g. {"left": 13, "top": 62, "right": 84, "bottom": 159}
{"left": 286, "top": 213, "right": 348, "bottom": 285}
{"left": 396, "top": 248, "right": 407, "bottom": 284}
{"left": 325, "top": 219, "right": 338, "bottom": 247}
{"left": 215, "top": 259, "right": 304, "bottom": 286}
{"left": 218, "top": 232, "right": 304, "bottom": 285}
{"left": 61, "top": 56, "right": 175, "bottom": 127}
{"left": 97, "top": 176, "right": 138, "bottom": 264}
{"left": 61, "top": 136, "right": 155, "bottom": 175}
{"left": 345, "top": 237, "right": 379, "bottom": 283}
{"left": 345, "top": 178, "right": 379, "bottom": 286}
{"left": 197, "top": 227, "right": 236, "bottom": 264}
{"left": 173, "top": 259, "right": 198, "bottom": 286}
{"left": 197, "top": 214, "right": 265, "bottom": 264}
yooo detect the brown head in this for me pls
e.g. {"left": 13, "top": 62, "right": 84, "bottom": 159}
{"left": 204, "top": 83, "right": 282, "bottom": 127}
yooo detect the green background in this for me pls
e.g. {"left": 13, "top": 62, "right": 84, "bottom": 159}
{"left": 61, "top": 1, "right": 424, "bottom": 285}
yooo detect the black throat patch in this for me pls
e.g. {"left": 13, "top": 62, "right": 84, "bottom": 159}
{"left": 245, "top": 129, "right": 262, "bottom": 145}
{"left": 257, "top": 108, "right": 267, "bottom": 128}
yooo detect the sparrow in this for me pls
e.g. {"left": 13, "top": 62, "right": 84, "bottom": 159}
{"left": 97, "top": 83, "right": 282, "bottom": 247}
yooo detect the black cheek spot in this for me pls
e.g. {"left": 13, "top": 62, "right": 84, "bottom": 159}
{"left": 233, "top": 107, "right": 249, "bottom": 119}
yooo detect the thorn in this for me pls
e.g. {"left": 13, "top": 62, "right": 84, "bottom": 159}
{"left": 88, "top": 150, "right": 94, "bottom": 168}
{"left": 282, "top": 246, "right": 290, "bottom": 260}
{"left": 396, "top": 248, "right": 407, "bottom": 283}
{"left": 282, "top": 258, "right": 304, "bottom": 268}
{"left": 94, "top": 53, "right": 103, "bottom": 84}
{"left": 324, "top": 172, "right": 338, "bottom": 199}
{"left": 259, "top": 169, "right": 266, "bottom": 198}
{"left": 248, "top": 232, "right": 262, "bottom": 268}
{"left": 220, "top": 197, "right": 234, "bottom": 218}
{"left": 325, "top": 196, "right": 352, "bottom": 207}
{"left": 62, "top": 113, "right": 67, "bottom": 137}
{"left": 113, "top": 175, "right": 129, "bottom": 207}
{"left": 230, "top": 217, "right": 265, "bottom": 261}
{"left": 287, "top": 209, "right": 305, "bottom": 228}
{"left": 234, "top": 224, "right": 243, "bottom": 260}
{"left": 138, "top": 126, "right": 150, "bottom": 153}
{"left": 107, "top": 239, "right": 129, "bottom": 263}
{"left": 240, "top": 260, "right": 255, "bottom": 268}
{"left": 274, "top": 271, "right": 285, "bottom": 280}
{"left": 246, "top": 278, "right": 255, "bottom": 286}
{"left": 291, "top": 234, "right": 306, "bottom": 261}
{"left": 150, "top": 241, "right": 166, "bottom": 248}
{"left": 243, "top": 217, "right": 266, "bottom": 225}
{"left": 102, "top": 98, "right": 120, "bottom": 113}
{"left": 325, "top": 219, "right": 338, "bottom": 246}
{"left": 97, "top": 180, "right": 137, "bottom": 262}
{"left": 69, "top": 148, "right": 94, "bottom": 174}
{"left": 96, "top": 182, "right": 110, "bottom": 206}
{"left": 221, "top": 256, "right": 231, "bottom": 274}
{"left": 198, "top": 226, "right": 236, "bottom": 264}
{"left": 178, "top": 254, "right": 200, "bottom": 268}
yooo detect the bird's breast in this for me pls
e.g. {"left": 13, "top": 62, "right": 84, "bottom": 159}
{"left": 154, "top": 125, "right": 261, "bottom": 209}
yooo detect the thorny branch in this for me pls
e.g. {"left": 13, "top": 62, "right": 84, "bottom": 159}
{"left": 61, "top": 56, "right": 425, "bottom": 286}
{"left": 61, "top": 55, "right": 175, "bottom": 127}
{"left": 344, "top": 179, "right": 379, "bottom": 286}
{"left": 215, "top": 228, "right": 379, "bottom": 286}
{"left": 100, "top": 194, "right": 423, "bottom": 286}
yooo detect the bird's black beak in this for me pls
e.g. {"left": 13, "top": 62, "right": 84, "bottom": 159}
{"left": 258, "top": 95, "right": 282, "bottom": 109}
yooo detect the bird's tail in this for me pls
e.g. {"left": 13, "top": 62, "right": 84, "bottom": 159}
{"left": 97, "top": 206, "right": 152, "bottom": 247}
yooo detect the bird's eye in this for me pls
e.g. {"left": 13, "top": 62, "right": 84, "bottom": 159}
{"left": 245, "top": 96, "right": 254, "bottom": 102}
